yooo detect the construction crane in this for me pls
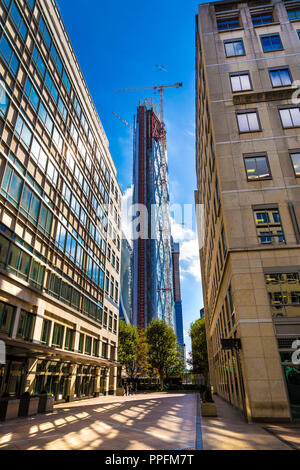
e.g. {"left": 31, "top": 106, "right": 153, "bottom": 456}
{"left": 114, "top": 82, "right": 183, "bottom": 125}
{"left": 112, "top": 111, "right": 134, "bottom": 131}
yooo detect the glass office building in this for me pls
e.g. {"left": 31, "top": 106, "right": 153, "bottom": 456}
{"left": 0, "top": 0, "right": 122, "bottom": 401}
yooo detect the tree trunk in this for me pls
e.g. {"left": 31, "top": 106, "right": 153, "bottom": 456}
{"left": 159, "top": 372, "right": 164, "bottom": 390}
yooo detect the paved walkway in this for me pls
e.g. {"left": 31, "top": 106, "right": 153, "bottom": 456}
{"left": 0, "top": 393, "right": 199, "bottom": 450}
{"left": 201, "top": 395, "right": 300, "bottom": 450}
{"left": 1, "top": 393, "right": 299, "bottom": 450}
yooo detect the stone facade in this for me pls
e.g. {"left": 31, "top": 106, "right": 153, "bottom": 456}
{"left": 196, "top": 0, "right": 300, "bottom": 421}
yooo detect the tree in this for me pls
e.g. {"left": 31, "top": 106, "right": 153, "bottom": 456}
{"left": 136, "top": 328, "right": 151, "bottom": 378}
{"left": 118, "top": 321, "right": 139, "bottom": 378}
{"left": 189, "top": 318, "right": 209, "bottom": 382}
{"left": 145, "top": 319, "right": 178, "bottom": 389}
{"left": 165, "top": 344, "right": 185, "bottom": 381}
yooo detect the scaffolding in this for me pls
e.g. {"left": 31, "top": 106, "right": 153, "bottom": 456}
{"left": 132, "top": 102, "right": 175, "bottom": 329}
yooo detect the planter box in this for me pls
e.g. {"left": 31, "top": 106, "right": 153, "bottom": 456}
{"left": 0, "top": 399, "right": 20, "bottom": 422}
{"left": 38, "top": 396, "right": 54, "bottom": 414}
{"left": 19, "top": 397, "right": 39, "bottom": 417}
{"left": 201, "top": 401, "right": 217, "bottom": 417}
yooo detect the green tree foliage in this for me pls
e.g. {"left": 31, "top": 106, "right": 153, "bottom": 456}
{"left": 118, "top": 321, "right": 139, "bottom": 378}
{"left": 189, "top": 318, "right": 209, "bottom": 380}
{"left": 165, "top": 343, "right": 185, "bottom": 380}
{"left": 145, "top": 319, "right": 183, "bottom": 388}
{"left": 136, "top": 327, "right": 151, "bottom": 378}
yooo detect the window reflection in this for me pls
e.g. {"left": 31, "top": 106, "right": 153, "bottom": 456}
{"left": 265, "top": 273, "right": 300, "bottom": 317}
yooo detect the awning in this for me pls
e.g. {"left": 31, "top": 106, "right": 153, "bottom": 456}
{"left": 0, "top": 335, "right": 121, "bottom": 368}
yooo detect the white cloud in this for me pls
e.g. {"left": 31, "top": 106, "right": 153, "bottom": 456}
{"left": 171, "top": 218, "right": 201, "bottom": 283}
{"left": 121, "top": 185, "right": 133, "bottom": 245}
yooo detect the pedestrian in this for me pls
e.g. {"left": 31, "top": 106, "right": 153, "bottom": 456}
{"left": 134, "top": 383, "right": 138, "bottom": 395}
{"left": 129, "top": 382, "right": 133, "bottom": 395}
{"left": 123, "top": 383, "right": 127, "bottom": 396}
{"left": 126, "top": 382, "right": 129, "bottom": 396}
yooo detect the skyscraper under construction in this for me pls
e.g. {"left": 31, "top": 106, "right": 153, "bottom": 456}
{"left": 132, "top": 100, "right": 175, "bottom": 330}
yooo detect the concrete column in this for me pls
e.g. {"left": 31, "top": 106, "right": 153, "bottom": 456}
{"left": 11, "top": 306, "right": 22, "bottom": 339}
{"left": 24, "top": 358, "right": 38, "bottom": 395}
{"left": 105, "top": 368, "right": 110, "bottom": 395}
{"left": 109, "top": 366, "right": 117, "bottom": 396}
{"left": 73, "top": 330, "right": 81, "bottom": 353}
{"left": 66, "top": 363, "right": 77, "bottom": 402}
{"left": 94, "top": 367, "right": 101, "bottom": 397}
{"left": 48, "top": 321, "right": 54, "bottom": 346}
{"left": 32, "top": 300, "right": 45, "bottom": 345}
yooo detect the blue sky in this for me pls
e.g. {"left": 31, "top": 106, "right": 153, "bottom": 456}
{"left": 58, "top": 0, "right": 208, "bottom": 356}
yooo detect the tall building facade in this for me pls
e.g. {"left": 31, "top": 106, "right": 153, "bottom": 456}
{"left": 119, "top": 232, "right": 133, "bottom": 325}
{"left": 171, "top": 238, "right": 184, "bottom": 354}
{"left": 196, "top": 0, "right": 300, "bottom": 421}
{"left": 0, "top": 0, "right": 122, "bottom": 401}
{"left": 132, "top": 101, "right": 175, "bottom": 330}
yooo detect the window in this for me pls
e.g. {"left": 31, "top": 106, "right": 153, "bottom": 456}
{"left": 237, "top": 111, "right": 260, "bottom": 132}
{"left": 52, "top": 126, "right": 63, "bottom": 152}
{"left": 74, "top": 96, "right": 81, "bottom": 117}
{"left": 290, "top": 151, "right": 300, "bottom": 177}
{"left": 52, "top": 323, "right": 64, "bottom": 348}
{"left": 15, "top": 115, "right": 32, "bottom": 148}
{"left": 10, "top": 1, "right": 28, "bottom": 41}
{"left": 17, "top": 310, "right": 34, "bottom": 341}
{"left": 20, "top": 184, "right": 41, "bottom": 225}
{"left": 92, "top": 339, "right": 99, "bottom": 357}
{"left": 45, "top": 72, "right": 58, "bottom": 103}
{"left": 78, "top": 333, "right": 84, "bottom": 353}
{"left": 65, "top": 328, "right": 74, "bottom": 351}
{"left": 102, "top": 341, "right": 108, "bottom": 359}
{"left": 0, "top": 34, "right": 19, "bottom": 75}
{"left": 217, "top": 17, "right": 240, "bottom": 31}
{"left": 50, "top": 43, "right": 63, "bottom": 75}
{"left": 0, "top": 301, "right": 15, "bottom": 337}
{"left": 46, "top": 160, "right": 58, "bottom": 187}
{"left": 85, "top": 336, "right": 92, "bottom": 355}
{"left": 58, "top": 97, "right": 67, "bottom": 121}
{"left": 260, "top": 34, "right": 283, "bottom": 52}
{"left": 1, "top": 163, "right": 23, "bottom": 205}
{"left": 62, "top": 70, "right": 71, "bottom": 94}
{"left": 254, "top": 208, "right": 285, "bottom": 244}
{"left": 269, "top": 68, "right": 292, "bottom": 87}
{"left": 7, "top": 244, "right": 31, "bottom": 279}
{"left": 279, "top": 108, "right": 300, "bottom": 128}
{"left": 244, "top": 154, "right": 271, "bottom": 180}
{"left": 29, "top": 260, "right": 45, "bottom": 289}
{"left": 41, "top": 319, "right": 51, "bottom": 345}
{"left": 287, "top": 9, "right": 300, "bottom": 21}
{"left": 230, "top": 72, "right": 251, "bottom": 92}
{"left": 39, "top": 17, "right": 51, "bottom": 48}
{"left": 24, "top": 78, "right": 40, "bottom": 110}
{"left": 32, "top": 46, "right": 46, "bottom": 78}
{"left": 221, "top": 227, "right": 227, "bottom": 257}
{"left": 265, "top": 272, "right": 300, "bottom": 317}
{"left": 31, "top": 138, "right": 48, "bottom": 171}
{"left": 0, "top": 85, "right": 9, "bottom": 117}
{"left": 224, "top": 39, "right": 245, "bottom": 57}
{"left": 38, "top": 102, "right": 53, "bottom": 135}
{"left": 252, "top": 13, "right": 273, "bottom": 26}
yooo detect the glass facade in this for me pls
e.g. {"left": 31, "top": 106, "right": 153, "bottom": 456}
{"left": 0, "top": 0, "right": 121, "bottom": 400}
